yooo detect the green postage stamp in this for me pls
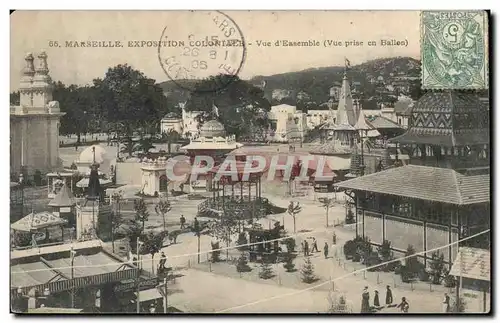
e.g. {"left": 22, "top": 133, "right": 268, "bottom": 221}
{"left": 421, "top": 11, "right": 489, "bottom": 90}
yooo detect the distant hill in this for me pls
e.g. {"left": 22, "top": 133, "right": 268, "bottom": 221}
{"left": 158, "top": 56, "right": 421, "bottom": 110}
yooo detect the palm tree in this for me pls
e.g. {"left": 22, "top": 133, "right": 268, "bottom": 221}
{"left": 120, "top": 138, "right": 140, "bottom": 157}
{"left": 137, "top": 137, "right": 155, "bottom": 153}
{"left": 319, "top": 197, "right": 335, "bottom": 227}
{"left": 162, "top": 129, "right": 180, "bottom": 154}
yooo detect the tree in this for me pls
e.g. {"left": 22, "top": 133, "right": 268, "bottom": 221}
{"left": 127, "top": 220, "right": 143, "bottom": 254}
{"left": 120, "top": 139, "right": 140, "bottom": 158}
{"left": 142, "top": 231, "right": 166, "bottom": 273}
{"left": 137, "top": 137, "right": 155, "bottom": 153}
{"left": 287, "top": 201, "right": 302, "bottom": 233}
{"left": 10, "top": 91, "right": 20, "bottom": 105}
{"left": 162, "top": 129, "right": 181, "bottom": 154}
{"left": 318, "top": 197, "right": 335, "bottom": 227}
{"left": 155, "top": 199, "right": 171, "bottom": 232}
{"left": 283, "top": 254, "right": 296, "bottom": 272}
{"left": 405, "top": 244, "right": 420, "bottom": 278}
{"left": 301, "top": 256, "right": 317, "bottom": 283}
{"left": 259, "top": 261, "right": 275, "bottom": 280}
{"left": 378, "top": 240, "right": 395, "bottom": 271}
{"left": 134, "top": 198, "right": 149, "bottom": 232}
{"left": 236, "top": 253, "right": 252, "bottom": 273}
{"left": 236, "top": 232, "right": 248, "bottom": 251}
{"left": 184, "top": 74, "right": 271, "bottom": 139}
{"left": 429, "top": 251, "right": 445, "bottom": 284}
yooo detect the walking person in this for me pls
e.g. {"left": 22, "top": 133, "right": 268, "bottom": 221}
{"left": 373, "top": 290, "right": 380, "bottom": 307}
{"left": 158, "top": 251, "right": 167, "bottom": 270}
{"left": 304, "top": 240, "right": 309, "bottom": 257}
{"left": 323, "top": 242, "right": 329, "bottom": 259}
{"left": 180, "top": 215, "right": 186, "bottom": 229}
{"left": 442, "top": 293, "right": 450, "bottom": 313}
{"left": 332, "top": 231, "right": 337, "bottom": 245}
{"left": 361, "top": 286, "right": 370, "bottom": 313}
{"left": 397, "top": 297, "right": 409, "bottom": 313}
{"left": 385, "top": 285, "right": 393, "bottom": 306}
{"left": 312, "top": 237, "right": 319, "bottom": 252}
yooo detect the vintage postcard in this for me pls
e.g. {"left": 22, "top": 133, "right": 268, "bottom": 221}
{"left": 10, "top": 10, "right": 490, "bottom": 314}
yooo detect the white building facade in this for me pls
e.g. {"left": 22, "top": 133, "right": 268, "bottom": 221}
{"left": 10, "top": 52, "right": 65, "bottom": 177}
{"left": 267, "top": 104, "right": 308, "bottom": 142}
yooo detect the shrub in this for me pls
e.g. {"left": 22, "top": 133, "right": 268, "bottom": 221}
{"left": 327, "top": 293, "right": 351, "bottom": 313}
{"left": 343, "top": 240, "right": 357, "bottom": 259}
{"left": 365, "top": 252, "right": 382, "bottom": 270}
{"left": 211, "top": 241, "right": 221, "bottom": 262}
{"left": 400, "top": 266, "right": 412, "bottom": 283}
{"left": 405, "top": 245, "right": 420, "bottom": 278}
{"left": 283, "top": 254, "right": 296, "bottom": 272}
{"left": 345, "top": 209, "right": 355, "bottom": 224}
{"left": 429, "top": 251, "right": 445, "bottom": 284}
{"left": 259, "top": 261, "right": 275, "bottom": 279}
{"left": 284, "top": 237, "right": 296, "bottom": 253}
{"left": 444, "top": 273, "right": 457, "bottom": 288}
{"left": 236, "top": 254, "right": 252, "bottom": 273}
{"left": 33, "top": 170, "right": 42, "bottom": 186}
{"left": 301, "top": 257, "right": 317, "bottom": 283}
{"left": 418, "top": 269, "right": 430, "bottom": 282}
{"left": 236, "top": 232, "right": 248, "bottom": 251}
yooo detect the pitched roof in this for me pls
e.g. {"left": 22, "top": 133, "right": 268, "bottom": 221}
{"left": 449, "top": 247, "right": 490, "bottom": 282}
{"left": 368, "top": 116, "right": 402, "bottom": 129}
{"left": 309, "top": 141, "right": 352, "bottom": 156}
{"left": 394, "top": 99, "right": 414, "bottom": 116}
{"left": 11, "top": 211, "right": 68, "bottom": 232}
{"left": 335, "top": 165, "right": 490, "bottom": 205}
{"left": 48, "top": 184, "right": 75, "bottom": 207}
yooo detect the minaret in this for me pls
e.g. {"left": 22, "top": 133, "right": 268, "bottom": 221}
{"left": 19, "top": 53, "right": 35, "bottom": 108}
{"left": 32, "top": 51, "right": 53, "bottom": 109}
{"left": 335, "top": 64, "right": 355, "bottom": 126}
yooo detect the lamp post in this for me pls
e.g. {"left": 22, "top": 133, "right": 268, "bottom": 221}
{"left": 70, "top": 246, "right": 76, "bottom": 308}
{"left": 136, "top": 237, "right": 143, "bottom": 314}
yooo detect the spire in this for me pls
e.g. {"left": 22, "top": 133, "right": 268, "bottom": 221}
{"left": 86, "top": 147, "right": 101, "bottom": 201}
{"left": 19, "top": 53, "right": 35, "bottom": 93}
{"left": 354, "top": 104, "right": 371, "bottom": 131}
{"left": 335, "top": 68, "right": 356, "bottom": 126}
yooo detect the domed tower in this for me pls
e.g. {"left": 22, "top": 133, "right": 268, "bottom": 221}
{"left": 199, "top": 120, "right": 226, "bottom": 138}
{"left": 391, "top": 91, "right": 489, "bottom": 169}
{"left": 10, "top": 51, "right": 65, "bottom": 177}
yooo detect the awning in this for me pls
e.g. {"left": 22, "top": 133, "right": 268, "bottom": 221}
{"left": 11, "top": 212, "right": 67, "bottom": 232}
{"left": 135, "top": 287, "right": 163, "bottom": 302}
{"left": 449, "top": 247, "right": 490, "bottom": 282}
{"left": 76, "top": 177, "right": 112, "bottom": 188}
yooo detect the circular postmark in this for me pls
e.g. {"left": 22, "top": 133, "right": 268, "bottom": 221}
{"left": 158, "top": 11, "right": 246, "bottom": 93}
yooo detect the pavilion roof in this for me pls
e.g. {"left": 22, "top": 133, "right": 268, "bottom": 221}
{"left": 11, "top": 211, "right": 68, "bottom": 232}
{"left": 449, "top": 247, "right": 490, "bottom": 282}
{"left": 368, "top": 115, "right": 403, "bottom": 129}
{"left": 48, "top": 184, "right": 75, "bottom": 207}
{"left": 335, "top": 165, "right": 490, "bottom": 205}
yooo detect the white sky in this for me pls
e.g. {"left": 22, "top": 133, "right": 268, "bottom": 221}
{"left": 10, "top": 10, "right": 420, "bottom": 91}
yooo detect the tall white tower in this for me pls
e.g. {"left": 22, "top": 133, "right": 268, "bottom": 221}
{"left": 10, "top": 51, "right": 65, "bottom": 178}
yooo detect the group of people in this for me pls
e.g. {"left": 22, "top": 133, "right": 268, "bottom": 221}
{"left": 301, "top": 233, "right": 337, "bottom": 259}
{"left": 361, "top": 285, "right": 410, "bottom": 313}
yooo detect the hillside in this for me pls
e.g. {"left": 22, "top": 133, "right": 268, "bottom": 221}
{"left": 158, "top": 56, "right": 421, "bottom": 110}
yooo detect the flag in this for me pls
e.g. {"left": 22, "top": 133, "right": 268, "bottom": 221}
{"left": 345, "top": 57, "right": 351, "bottom": 68}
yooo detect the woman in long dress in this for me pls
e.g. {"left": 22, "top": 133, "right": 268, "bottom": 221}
{"left": 374, "top": 290, "right": 380, "bottom": 307}
{"left": 361, "top": 287, "right": 370, "bottom": 313}
{"left": 385, "top": 285, "right": 393, "bottom": 305}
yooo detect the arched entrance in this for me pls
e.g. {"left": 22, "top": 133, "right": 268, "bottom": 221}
{"left": 159, "top": 175, "right": 168, "bottom": 193}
